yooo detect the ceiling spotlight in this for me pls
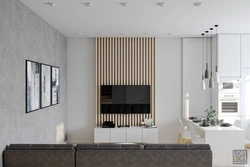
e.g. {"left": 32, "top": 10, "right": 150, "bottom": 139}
{"left": 167, "top": 33, "right": 171, "bottom": 35}
{"left": 47, "top": 2, "right": 55, "bottom": 7}
{"left": 74, "top": 32, "right": 82, "bottom": 36}
{"left": 121, "top": 33, "right": 127, "bottom": 36}
{"left": 83, "top": 2, "right": 91, "bottom": 7}
{"left": 144, "top": 33, "right": 148, "bottom": 35}
{"left": 157, "top": 2, "right": 165, "bottom": 7}
{"left": 120, "top": 2, "right": 128, "bottom": 7}
{"left": 97, "top": 33, "right": 104, "bottom": 35}
{"left": 193, "top": 2, "right": 202, "bottom": 6}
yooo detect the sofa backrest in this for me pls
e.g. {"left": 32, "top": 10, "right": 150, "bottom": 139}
{"left": 7, "top": 144, "right": 74, "bottom": 150}
{"left": 76, "top": 143, "right": 143, "bottom": 150}
{"left": 75, "top": 144, "right": 212, "bottom": 167}
{"left": 4, "top": 144, "right": 75, "bottom": 167}
{"left": 144, "top": 144, "right": 211, "bottom": 150}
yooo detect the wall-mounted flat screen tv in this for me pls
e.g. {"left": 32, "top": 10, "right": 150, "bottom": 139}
{"left": 101, "top": 85, "right": 150, "bottom": 114}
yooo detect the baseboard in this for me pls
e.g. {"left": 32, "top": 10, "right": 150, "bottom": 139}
{"left": 66, "top": 140, "right": 177, "bottom": 144}
{"left": 66, "top": 141, "right": 94, "bottom": 144}
{"left": 157, "top": 141, "right": 177, "bottom": 144}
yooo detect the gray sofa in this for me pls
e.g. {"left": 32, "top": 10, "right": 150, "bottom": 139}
{"left": 3, "top": 144, "right": 75, "bottom": 167}
{"left": 76, "top": 144, "right": 212, "bottom": 167}
{"left": 3, "top": 143, "right": 212, "bottom": 167}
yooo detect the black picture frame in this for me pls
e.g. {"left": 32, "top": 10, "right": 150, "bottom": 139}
{"left": 41, "top": 63, "right": 51, "bottom": 108}
{"left": 26, "top": 60, "right": 40, "bottom": 113}
{"left": 51, "top": 66, "right": 60, "bottom": 105}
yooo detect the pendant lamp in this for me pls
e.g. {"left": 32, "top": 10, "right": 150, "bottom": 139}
{"left": 201, "top": 33, "right": 206, "bottom": 90}
{"left": 209, "top": 28, "right": 214, "bottom": 88}
{"left": 204, "top": 31, "right": 209, "bottom": 78}
{"left": 215, "top": 25, "right": 220, "bottom": 83}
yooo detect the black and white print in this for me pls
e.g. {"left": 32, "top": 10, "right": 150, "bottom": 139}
{"left": 26, "top": 60, "right": 40, "bottom": 113}
{"left": 41, "top": 64, "right": 51, "bottom": 108}
{"left": 51, "top": 66, "right": 59, "bottom": 105}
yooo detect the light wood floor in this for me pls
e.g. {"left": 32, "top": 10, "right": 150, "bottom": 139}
{"left": 213, "top": 148, "right": 250, "bottom": 167}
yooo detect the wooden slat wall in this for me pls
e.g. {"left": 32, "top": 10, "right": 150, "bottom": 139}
{"left": 96, "top": 37, "right": 155, "bottom": 126}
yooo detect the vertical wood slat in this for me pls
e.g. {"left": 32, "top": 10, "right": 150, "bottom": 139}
{"left": 96, "top": 37, "right": 155, "bottom": 127}
{"left": 96, "top": 38, "right": 98, "bottom": 126}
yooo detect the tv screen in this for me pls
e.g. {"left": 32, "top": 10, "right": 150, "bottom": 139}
{"left": 101, "top": 85, "right": 150, "bottom": 114}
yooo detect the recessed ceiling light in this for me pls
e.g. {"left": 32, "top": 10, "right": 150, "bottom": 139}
{"left": 157, "top": 2, "right": 165, "bottom": 7}
{"left": 120, "top": 2, "right": 128, "bottom": 7}
{"left": 167, "top": 33, "right": 171, "bottom": 35}
{"left": 193, "top": 2, "right": 202, "bottom": 6}
{"left": 121, "top": 33, "right": 127, "bottom": 36}
{"left": 82, "top": 2, "right": 91, "bottom": 7}
{"left": 144, "top": 33, "right": 148, "bottom": 35}
{"left": 47, "top": 2, "right": 55, "bottom": 7}
{"left": 74, "top": 32, "right": 83, "bottom": 36}
{"left": 97, "top": 33, "right": 104, "bottom": 35}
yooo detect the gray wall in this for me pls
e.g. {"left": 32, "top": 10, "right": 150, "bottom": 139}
{"left": 0, "top": 0, "right": 67, "bottom": 166}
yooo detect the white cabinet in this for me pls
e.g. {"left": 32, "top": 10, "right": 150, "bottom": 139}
{"left": 94, "top": 127, "right": 158, "bottom": 143}
{"left": 241, "top": 35, "right": 250, "bottom": 68}
{"left": 127, "top": 128, "right": 143, "bottom": 143}
{"left": 241, "top": 69, "right": 250, "bottom": 116}
{"left": 143, "top": 128, "right": 158, "bottom": 143}
{"left": 218, "top": 34, "right": 241, "bottom": 77}
{"left": 94, "top": 128, "right": 110, "bottom": 143}
{"left": 111, "top": 128, "right": 126, "bottom": 142}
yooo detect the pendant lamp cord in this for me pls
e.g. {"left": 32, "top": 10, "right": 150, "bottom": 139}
{"left": 215, "top": 25, "right": 218, "bottom": 68}
{"left": 210, "top": 29, "right": 213, "bottom": 71}
{"left": 202, "top": 34, "right": 204, "bottom": 72}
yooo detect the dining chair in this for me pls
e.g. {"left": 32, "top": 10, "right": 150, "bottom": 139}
{"left": 177, "top": 118, "right": 191, "bottom": 144}
{"left": 244, "top": 124, "right": 250, "bottom": 150}
{"left": 233, "top": 120, "right": 241, "bottom": 128}
{"left": 176, "top": 118, "right": 197, "bottom": 144}
{"left": 188, "top": 123, "right": 205, "bottom": 144}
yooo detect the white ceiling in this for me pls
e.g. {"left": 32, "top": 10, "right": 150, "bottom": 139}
{"left": 20, "top": 0, "right": 250, "bottom": 38}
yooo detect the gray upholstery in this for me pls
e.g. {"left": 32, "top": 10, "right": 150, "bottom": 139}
{"left": 3, "top": 143, "right": 212, "bottom": 167}
{"left": 7, "top": 144, "right": 74, "bottom": 150}
{"left": 3, "top": 144, "right": 75, "bottom": 167}
{"left": 144, "top": 144, "right": 211, "bottom": 150}
{"left": 77, "top": 144, "right": 143, "bottom": 150}
{"left": 76, "top": 144, "right": 212, "bottom": 167}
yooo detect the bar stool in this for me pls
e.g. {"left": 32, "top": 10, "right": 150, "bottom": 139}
{"left": 233, "top": 120, "right": 241, "bottom": 128}
{"left": 176, "top": 118, "right": 195, "bottom": 144}
{"left": 188, "top": 123, "right": 205, "bottom": 144}
{"left": 244, "top": 124, "right": 250, "bottom": 150}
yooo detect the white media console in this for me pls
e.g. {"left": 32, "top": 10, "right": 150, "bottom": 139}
{"left": 94, "top": 127, "right": 158, "bottom": 143}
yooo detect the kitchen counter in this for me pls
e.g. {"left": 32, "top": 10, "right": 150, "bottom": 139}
{"left": 184, "top": 118, "right": 244, "bottom": 167}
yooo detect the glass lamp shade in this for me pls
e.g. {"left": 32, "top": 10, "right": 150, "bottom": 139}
{"left": 204, "top": 63, "right": 209, "bottom": 78}
{"left": 209, "top": 75, "right": 215, "bottom": 88}
{"left": 201, "top": 75, "right": 206, "bottom": 90}
{"left": 201, "top": 80, "right": 206, "bottom": 90}
{"left": 216, "top": 72, "right": 219, "bottom": 83}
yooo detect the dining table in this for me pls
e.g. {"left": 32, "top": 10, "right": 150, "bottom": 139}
{"left": 184, "top": 118, "right": 245, "bottom": 167}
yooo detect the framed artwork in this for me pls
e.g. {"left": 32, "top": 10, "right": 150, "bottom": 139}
{"left": 41, "top": 64, "right": 51, "bottom": 108}
{"left": 26, "top": 60, "right": 40, "bottom": 113}
{"left": 51, "top": 66, "right": 60, "bottom": 105}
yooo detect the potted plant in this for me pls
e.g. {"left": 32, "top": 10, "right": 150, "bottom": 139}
{"left": 205, "top": 106, "right": 218, "bottom": 121}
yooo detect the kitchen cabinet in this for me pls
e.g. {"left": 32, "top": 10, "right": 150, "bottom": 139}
{"left": 241, "top": 35, "right": 250, "bottom": 68}
{"left": 240, "top": 69, "right": 250, "bottom": 116}
{"left": 218, "top": 34, "right": 241, "bottom": 77}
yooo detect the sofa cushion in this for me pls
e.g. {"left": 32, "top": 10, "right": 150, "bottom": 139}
{"left": 76, "top": 144, "right": 143, "bottom": 150}
{"left": 7, "top": 144, "right": 74, "bottom": 150}
{"left": 144, "top": 144, "right": 211, "bottom": 150}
